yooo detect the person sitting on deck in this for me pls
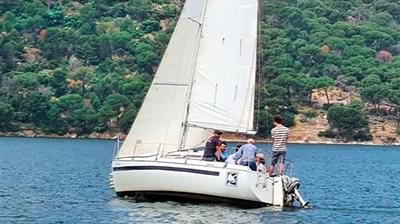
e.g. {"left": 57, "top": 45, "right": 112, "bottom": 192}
{"left": 216, "top": 141, "right": 228, "bottom": 162}
{"left": 234, "top": 139, "right": 258, "bottom": 171}
{"left": 203, "top": 130, "right": 223, "bottom": 161}
{"left": 256, "top": 153, "right": 267, "bottom": 173}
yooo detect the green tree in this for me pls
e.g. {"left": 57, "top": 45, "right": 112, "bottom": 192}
{"left": 97, "top": 104, "right": 115, "bottom": 130}
{"left": 110, "top": 31, "right": 132, "bottom": 56}
{"left": 0, "top": 102, "right": 17, "bottom": 131}
{"left": 316, "top": 76, "right": 334, "bottom": 105}
{"left": 40, "top": 27, "right": 75, "bottom": 60}
{"left": 299, "top": 75, "right": 318, "bottom": 105}
{"left": 360, "top": 84, "right": 388, "bottom": 109}
{"left": 388, "top": 89, "right": 400, "bottom": 127}
{"left": 44, "top": 6, "right": 66, "bottom": 27}
{"left": 46, "top": 104, "right": 68, "bottom": 135}
{"left": 255, "top": 110, "right": 274, "bottom": 138}
{"left": 73, "top": 106, "right": 98, "bottom": 135}
{"left": 141, "top": 19, "right": 160, "bottom": 33}
{"left": 363, "top": 30, "right": 395, "bottom": 50}
{"left": 21, "top": 92, "right": 51, "bottom": 126}
{"left": 48, "top": 69, "right": 69, "bottom": 97}
{"left": 58, "top": 94, "right": 84, "bottom": 119}
{"left": 297, "top": 44, "right": 323, "bottom": 67}
{"left": 271, "top": 74, "right": 299, "bottom": 103}
{"left": 117, "top": 105, "right": 137, "bottom": 133}
{"left": 72, "top": 67, "right": 95, "bottom": 94}
{"left": 103, "top": 93, "right": 129, "bottom": 113}
{"left": 127, "top": 0, "right": 151, "bottom": 21}
{"left": 134, "top": 43, "right": 160, "bottom": 72}
{"left": 373, "top": 12, "right": 394, "bottom": 26}
{"left": 361, "top": 74, "right": 381, "bottom": 86}
{"left": 327, "top": 105, "right": 370, "bottom": 140}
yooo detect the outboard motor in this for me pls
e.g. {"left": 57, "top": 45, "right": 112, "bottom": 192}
{"left": 282, "top": 176, "right": 309, "bottom": 207}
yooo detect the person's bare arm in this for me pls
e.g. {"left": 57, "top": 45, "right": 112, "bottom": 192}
{"left": 216, "top": 145, "right": 221, "bottom": 161}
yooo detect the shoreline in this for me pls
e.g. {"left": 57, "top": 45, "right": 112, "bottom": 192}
{"left": 1, "top": 133, "right": 399, "bottom": 146}
{"left": 224, "top": 139, "right": 400, "bottom": 146}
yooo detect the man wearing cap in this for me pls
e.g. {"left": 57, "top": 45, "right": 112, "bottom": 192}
{"left": 203, "top": 130, "right": 223, "bottom": 161}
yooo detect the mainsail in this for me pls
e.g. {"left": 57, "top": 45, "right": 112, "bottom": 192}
{"left": 117, "top": 0, "right": 258, "bottom": 158}
{"left": 187, "top": 0, "right": 258, "bottom": 133}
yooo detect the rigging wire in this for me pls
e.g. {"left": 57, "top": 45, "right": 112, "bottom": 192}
{"left": 178, "top": 0, "right": 209, "bottom": 151}
{"left": 256, "top": 0, "right": 262, "bottom": 133}
{"left": 256, "top": 0, "right": 272, "bottom": 153}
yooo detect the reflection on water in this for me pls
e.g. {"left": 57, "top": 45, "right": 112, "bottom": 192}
{"left": 1, "top": 138, "right": 400, "bottom": 223}
{"left": 109, "top": 197, "right": 267, "bottom": 223}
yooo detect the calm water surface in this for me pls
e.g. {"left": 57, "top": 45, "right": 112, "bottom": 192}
{"left": 1, "top": 137, "right": 400, "bottom": 223}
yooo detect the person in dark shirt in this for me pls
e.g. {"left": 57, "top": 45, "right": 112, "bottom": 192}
{"left": 203, "top": 130, "right": 223, "bottom": 161}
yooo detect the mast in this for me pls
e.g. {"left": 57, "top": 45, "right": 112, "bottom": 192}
{"left": 178, "top": 0, "right": 209, "bottom": 151}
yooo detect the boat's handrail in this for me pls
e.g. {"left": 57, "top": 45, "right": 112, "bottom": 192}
{"left": 113, "top": 140, "right": 295, "bottom": 176}
{"left": 262, "top": 153, "right": 294, "bottom": 177}
{"left": 112, "top": 138, "right": 124, "bottom": 158}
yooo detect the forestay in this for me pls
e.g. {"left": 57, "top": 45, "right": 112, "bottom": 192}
{"left": 187, "top": 0, "right": 258, "bottom": 133}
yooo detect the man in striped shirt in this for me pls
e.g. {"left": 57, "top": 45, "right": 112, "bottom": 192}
{"left": 268, "top": 115, "right": 290, "bottom": 176}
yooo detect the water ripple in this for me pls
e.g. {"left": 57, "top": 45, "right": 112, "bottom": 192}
{"left": 1, "top": 138, "right": 400, "bottom": 223}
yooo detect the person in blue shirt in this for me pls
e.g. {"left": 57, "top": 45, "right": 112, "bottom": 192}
{"left": 217, "top": 141, "right": 228, "bottom": 162}
{"left": 234, "top": 139, "right": 258, "bottom": 171}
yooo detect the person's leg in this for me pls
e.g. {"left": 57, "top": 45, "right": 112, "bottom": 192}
{"left": 269, "top": 151, "right": 278, "bottom": 176}
{"left": 278, "top": 152, "right": 286, "bottom": 175}
{"left": 203, "top": 157, "right": 215, "bottom": 162}
{"left": 239, "top": 160, "right": 248, "bottom": 168}
{"left": 250, "top": 161, "right": 257, "bottom": 171}
{"left": 268, "top": 164, "right": 275, "bottom": 176}
{"left": 240, "top": 160, "right": 252, "bottom": 170}
{"left": 278, "top": 162, "right": 284, "bottom": 175}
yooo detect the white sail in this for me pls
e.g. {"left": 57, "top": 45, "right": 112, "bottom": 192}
{"left": 117, "top": 0, "right": 258, "bottom": 158}
{"left": 187, "top": 0, "right": 258, "bottom": 133}
{"left": 111, "top": 0, "right": 309, "bottom": 209}
{"left": 116, "top": 0, "right": 210, "bottom": 158}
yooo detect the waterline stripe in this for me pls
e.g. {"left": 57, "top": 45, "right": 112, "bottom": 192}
{"left": 113, "top": 166, "right": 220, "bottom": 176}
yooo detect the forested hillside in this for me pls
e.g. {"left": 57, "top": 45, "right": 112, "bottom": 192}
{"left": 0, "top": 0, "right": 400, "bottom": 142}
{"left": 256, "top": 0, "right": 400, "bottom": 142}
{"left": 0, "top": 0, "right": 180, "bottom": 137}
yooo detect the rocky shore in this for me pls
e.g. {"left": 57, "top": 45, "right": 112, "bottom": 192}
{"left": 1, "top": 111, "right": 399, "bottom": 146}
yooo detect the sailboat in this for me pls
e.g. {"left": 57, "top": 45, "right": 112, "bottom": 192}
{"left": 110, "top": 0, "right": 308, "bottom": 207}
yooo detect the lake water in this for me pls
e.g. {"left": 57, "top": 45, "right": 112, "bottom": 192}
{"left": 1, "top": 137, "right": 400, "bottom": 223}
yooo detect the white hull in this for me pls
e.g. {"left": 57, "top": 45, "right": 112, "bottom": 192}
{"left": 111, "top": 158, "right": 292, "bottom": 207}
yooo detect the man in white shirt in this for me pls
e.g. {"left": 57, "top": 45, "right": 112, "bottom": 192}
{"left": 226, "top": 144, "right": 242, "bottom": 164}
